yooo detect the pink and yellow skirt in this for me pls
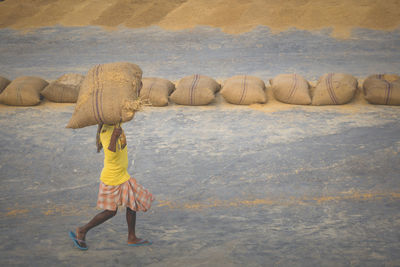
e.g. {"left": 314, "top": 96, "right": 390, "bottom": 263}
{"left": 97, "top": 177, "right": 154, "bottom": 212}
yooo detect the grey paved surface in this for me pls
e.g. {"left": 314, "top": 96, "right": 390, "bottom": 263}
{"left": 0, "top": 101, "right": 399, "bottom": 266}
{"left": 0, "top": 26, "right": 399, "bottom": 81}
{"left": 0, "top": 26, "right": 400, "bottom": 266}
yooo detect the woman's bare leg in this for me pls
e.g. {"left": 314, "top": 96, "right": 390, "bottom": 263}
{"left": 76, "top": 209, "right": 117, "bottom": 248}
{"left": 126, "top": 207, "right": 149, "bottom": 244}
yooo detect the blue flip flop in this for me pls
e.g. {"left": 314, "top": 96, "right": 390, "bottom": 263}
{"left": 128, "top": 239, "right": 152, "bottom": 247}
{"left": 69, "top": 231, "right": 88, "bottom": 250}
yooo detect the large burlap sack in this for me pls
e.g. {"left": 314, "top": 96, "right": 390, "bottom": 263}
{"left": 311, "top": 73, "right": 358, "bottom": 105}
{"left": 220, "top": 75, "right": 266, "bottom": 105}
{"left": 365, "top": 74, "right": 400, "bottom": 83}
{"left": 363, "top": 74, "right": 400, "bottom": 105}
{"left": 140, "top": 77, "right": 175, "bottom": 107}
{"left": 66, "top": 62, "right": 142, "bottom": 129}
{"left": 0, "top": 76, "right": 48, "bottom": 106}
{"left": 170, "top": 74, "right": 220, "bottom": 105}
{"left": 41, "top": 73, "right": 84, "bottom": 103}
{"left": 0, "top": 76, "right": 11, "bottom": 94}
{"left": 270, "top": 74, "right": 311, "bottom": 105}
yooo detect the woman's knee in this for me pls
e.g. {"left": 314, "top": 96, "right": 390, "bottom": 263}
{"left": 105, "top": 209, "right": 117, "bottom": 217}
{"left": 126, "top": 207, "right": 136, "bottom": 213}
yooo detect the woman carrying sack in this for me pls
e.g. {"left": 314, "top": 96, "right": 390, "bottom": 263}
{"left": 69, "top": 122, "right": 154, "bottom": 250}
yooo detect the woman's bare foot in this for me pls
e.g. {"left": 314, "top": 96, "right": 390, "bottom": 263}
{"left": 128, "top": 236, "right": 151, "bottom": 245}
{"left": 75, "top": 227, "right": 87, "bottom": 248}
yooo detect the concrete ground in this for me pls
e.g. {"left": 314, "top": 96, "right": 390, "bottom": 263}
{"left": 1, "top": 98, "right": 399, "bottom": 266}
{"left": 1, "top": 26, "right": 399, "bottom": 81}
{"left": 0, "top": 26, "right": 399, "bottom": 266}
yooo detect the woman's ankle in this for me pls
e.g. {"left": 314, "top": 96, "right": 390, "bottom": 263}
{"left": 128, "top": 234, "right": 137, "bottom": 241}
{"left": 76, "top": 227, "right": 87, "bottom": 238}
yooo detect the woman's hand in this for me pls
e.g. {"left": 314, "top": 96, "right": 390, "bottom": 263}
{"left": 108, "top": 126, "right": 122, "bottom": 152}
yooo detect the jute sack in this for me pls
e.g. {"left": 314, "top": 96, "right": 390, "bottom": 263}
{"left": 41, "top": 73, "right": 84, "bottom": 103}
{"left": 0, "top": 76, "right": 11, "bottom": 94}
{"left": 220, "top": 75, "right": 266, "bottom": 105}
{"left": 365, "top": 74, "right": 399, "bottom": 83}
{"left": 270, "top": 74, "right": 311, "bottom": 105}
{"left": 0, "top": 76, "right": 48, "bottom": 106}
{"left": 170, "top": 74, "right": 220, "bottom": 105}
{"left": 312, "top": 73, "right": 358, "bottom": 105}
{"left": 363, "top": 74, "right": 400, "bottom": 105}
{"left": 66, "top": 62, "right": 142, "bottom": 129}
{"left": 140, "top": 77, "right": 175, "bottom": 107}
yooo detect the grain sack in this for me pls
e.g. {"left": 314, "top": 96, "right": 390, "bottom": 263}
{"left": 0, "top": 76, "right": 48, "bottom": 106}
{"left": 311, "top": 73, "right": 358, "bottom": 105}
{"left": 41, "top": 73, "right": 84, "bottom": 103}
{"left": 140, "top": 77, "right": 175, "bottom": 107}
{"left": 220, "top": 75, "right": 266, "bottom": 105}
{"left": 0, "top": 76, "right": 11, "bottom": 94}
{"left": 270, "top": 74, "right": 311, "bottom": 105}
{"left": 365, "top": 74, "right": 400, "bottom": 83}
{"left": 170, "top": 74, "right": 220, "bottom": 105}
{"left": 66, "top": 62, "right": 142, "bottom": 129}
{"left": 363, "top": 75, "right": 400, "bottom": 105}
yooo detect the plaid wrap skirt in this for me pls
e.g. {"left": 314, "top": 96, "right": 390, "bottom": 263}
{"left": 97, "top": 177, "right": 154, "bottom": 212}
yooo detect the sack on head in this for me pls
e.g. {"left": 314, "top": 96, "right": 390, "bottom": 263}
{"left": 363, "top": 74, "right": 400, "bottom": 105}
{"left": 140, "top": 77, "right": 175, "bottom": 107}
{"left": 170, "top": 74, "right": 220, "bottom": 106}
{"left": 270, "top": 74, "right": 311, "bottom": 105}
{"left": 0, "top": 76, "right": 48, "bottom": 106}
{"left": 41, "top": 73, "right": 84, "bottom": 103}
{"left": 312, "top": 73, "right": 358, "bottom": 105}
{"left": 66, "top": 62, "right": 142, "bottom": 129}
{"left": 221, "top": 75, "right": 266, "bottom": 105}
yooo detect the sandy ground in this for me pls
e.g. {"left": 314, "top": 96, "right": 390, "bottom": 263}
{"left": 1, "top": 0, "right": 400, "bottom": 38}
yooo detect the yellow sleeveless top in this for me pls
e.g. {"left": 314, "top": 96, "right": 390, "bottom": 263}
{"left": 99, "top": 124, "right": 130, "bottom": 186}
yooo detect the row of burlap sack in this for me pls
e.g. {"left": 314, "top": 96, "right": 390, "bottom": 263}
{"left": 270, "top": 73, "right": 400, "bottom": 106}
{"left": 0, "top": 73, "right": 84, "bottom": 106}
{"left": 166, "top": 73, "right": 400, "bottom": 106}
{"left": 0, "top": 71, "right": 172, "bottom": 106}
{"left": 0, "top": 62, "right": 143, "bottom": 130}
{"left": 1, "top": 62, "right": 399, "bottom": 130}
{"left": 1, "top": 69, "right": 398, "bottom": 108}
